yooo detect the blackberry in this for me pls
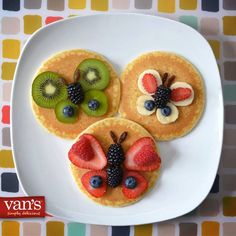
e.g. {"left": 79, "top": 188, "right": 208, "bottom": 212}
{"left": 107, "top": 131, "right": 127, "bottom": 166}
{"left": 67, "top": 83, "right": 84, "bottom": 105}
{"left": 107, "top": 144, "right": 124, "bottom": 165}
{"left": 153, "top": 85, "right": 171, "bottom": 108}
{"left": 107, "top": 166, "right": 123, "bottom": 188}
{"left": 152, "top": 73, "right": 175, "bottom": 109}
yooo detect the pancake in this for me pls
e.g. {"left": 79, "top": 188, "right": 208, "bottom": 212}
{"left": 119, "top": 51, "right": 205, "bottom": 141}
{"left": 31, "top": 49, "right": 120, "bottom": 139}
{"left": 70, "top": 118, "right": 160, "bottom": 207}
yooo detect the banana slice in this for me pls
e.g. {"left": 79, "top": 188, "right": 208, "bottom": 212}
{"left": 138, "top": 69, "right": 162, "bottom": 95}
{"left": 156, "top": 103, "right": 179, "bottom": 124}
{"left": 170, "top": 82, "right": 194, "bottom": 106}
{"left": 136, "top": 95, "right": 156, "bottom": 116}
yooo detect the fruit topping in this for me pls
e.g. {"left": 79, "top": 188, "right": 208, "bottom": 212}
{"left": 124, "top": 137, "right": 161, "bottom": 171}
{"left": 90, "top": 175, "right": 103, "bottom": 188}
{"left": 81, "top": 90, "right": 108, "bottom": 117}
{"left": 136, "top": 95, "right": 156, "bottom": 116}
{"left": 144, "top": 100, "right": 155, "bottom": 111}
{"left": 170, "top": 82, "right": 194, "bottom": 106}
{"left": 107, "top": 131, "right": 127, "bottom": 166}
{"left": 81, "top": 170, "right": 107, "bottom": 198}
{"left": 88, "top": 99, "right": 100, "bottom": 111}
{"left": 68, "top": 134, "right": 107, "bottom": 170}
{"left": 67, "top": 82, "right": 84, "bottom": 105}
{"left": 122, "top": 171, "right": 148, "bottom": 199}
{"left": 152, "top": 73, "right": 175, "bottom": 109}
{"left": 32, "top": 71, "right": 67, "bottom": 108}
{"left": 107, "top": 166, "right": 123, "bottom": 188}
{"left": 153, "top": 85, "right": 171, "bottom": 108}
{"left": 70, "top": 135, "right": 94, "bottom": 161}
{"left": 161, "top": 106, "right": 172, "bottom": 116}
{"left": 171, "top": 88, "right": 192, "bottom": 102}
{"left": 84, "top": 68, "right": 100, "bottom": 84}
{"left": 75, "top": 58, "right": 110, "bottom": 91}
{"left": 142, "top": 74, "right": 158, "bottom": 93}
{"left": 55, "top": 100, "right": 78, "bottom": 123}
{"left": 63, "top": 105, "right": 75, "bottom": 117}
{"left": 124, "top": 176, "right": 137, "bottom": 189}
{"left": 156, "top": 102, "right": 179, "bottom": 124}
{"left": 138, "top": 69, "right": 162, "bottom": 95}
{"left": 134, "top": 145, "right": 160, "bottom": 167}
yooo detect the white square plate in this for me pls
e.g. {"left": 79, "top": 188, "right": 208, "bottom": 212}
{"left": 11, "top": 14, "right": 223, "bottom": 225}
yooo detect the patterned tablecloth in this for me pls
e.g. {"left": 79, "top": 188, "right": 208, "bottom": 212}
{"left": 0, "top": 0, "right": 236, "bottom": 235}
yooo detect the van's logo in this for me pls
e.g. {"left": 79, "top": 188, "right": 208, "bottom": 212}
{"left": 0, "top": 197, "right": 45, "bottom": 218}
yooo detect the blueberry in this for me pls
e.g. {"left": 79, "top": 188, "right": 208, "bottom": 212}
{"left": 88, "top": 99, "right": 100, "bottom": 111}
{"left": 63, "top": 105, "right": 75, "bottom": 117}
{"left": 125, "top": 176, "right": 137, "bottom": 189}
{"left": 90, "top": 175, "right": 103, "bottom": 188}
{"left": 144, "top": 100, "right": 155, "bottom": 111}
{"left": 161, "top": 106, "right": 172, "bottom": 116}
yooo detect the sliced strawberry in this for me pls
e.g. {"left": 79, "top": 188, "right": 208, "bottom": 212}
{"left": 70, "top": 136, "right": 94, "bottom": 161}
{"left": 134, "top": 145, "right": 160, "bottom": 167}
{"left": 68, "top": 134, "right": 107, "bottom": 170}
{"left": 142, "top": 73, "right": 158, "bottom": 94}
{"left": 170, "top": 87, "right": 192, "bottom": 102}
{"left": 124, "top": 137, "right": 161, "bottom": 171}
{"left": 122, "top": 171, "right": 148, "bottom": 199}
{"left": 81, "top": 170, "right": 107, "bottom": 198}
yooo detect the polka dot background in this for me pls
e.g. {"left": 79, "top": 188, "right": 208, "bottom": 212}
{"left": 0, "top": 0, "right": 236, "bottom": 235}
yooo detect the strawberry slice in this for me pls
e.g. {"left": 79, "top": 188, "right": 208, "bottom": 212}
{"left": 170, "top": 87, "right": 192, "bottom": 102}
{"left": 122, "top": 171, "right": 148, "bottom": 199}
{"left": 124, "top": 137, "right": 161, "bottom": 171}
{"left": 81, "top": 170, "right": 107, "bottom": 198}
{"left": 70, "top": 136, "right": 94, "bottom": 161}
{"left": 142, "top": 73, "right": 158, "bottom": 94}
{"left": 68, "top": 134, "right": 107, "bottom": 170}
{"left": 134, "top": 145, "right": 160, "bottom": 167}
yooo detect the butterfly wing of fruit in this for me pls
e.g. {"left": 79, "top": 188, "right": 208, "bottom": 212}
{"left": 122, "top": 137, "right": 161, "bottom": 199}
{"left": 75, "top": 58, "right": 110, "bottom": 91}
{"left": 68, "top": 134, "right": 107, "bottom": 170}
{"left": 81, "top": 170, "right": 107, "bottom": 198}
{"left": 124, "top": 137, "right": 161, "bottom": 171}
{"left": 81, "top": 90, "right": 108, "bottom": 117}
{"left": 170, "top": 82, "right": 194, "bottom": 106}
{"left": 122, "top": 171, "right": 148, "bottom": 199}
{"left": 32, "top": 71, "right": 68, "bottom": 108}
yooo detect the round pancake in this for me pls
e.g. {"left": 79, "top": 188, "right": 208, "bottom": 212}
{"left": 31, "top": 49, "right": 120, "bottom": 139}
{"left": 119, "top": 52, "right": 205, "bottom": 141}
{"left": 70, "top": 118, "right": 160, "bottom": 207}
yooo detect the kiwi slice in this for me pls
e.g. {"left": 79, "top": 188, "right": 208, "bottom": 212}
{"left": 55, "top": 100, "right": 79, "bottom": 123}
{"left": 81, "top": 90, "right": 108, "bottom": 117}
{"left": 32, "top": 71, "right": 67, "bottom": 108}
{"left": 74, "top": 59, "right": 110, "bottom": 91}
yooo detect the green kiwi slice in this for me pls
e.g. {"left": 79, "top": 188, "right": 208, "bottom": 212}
{"left": 32, "top": 71, "right": 67, "bottom": 108}
{"left": 55, "top": 100, "right": 79, "bottom": 123}
{"left": 81, "top": 90, "right": 108, "bottom": 117}
{"left": 74, "top": 59, "right": 110, "bottom": 91}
